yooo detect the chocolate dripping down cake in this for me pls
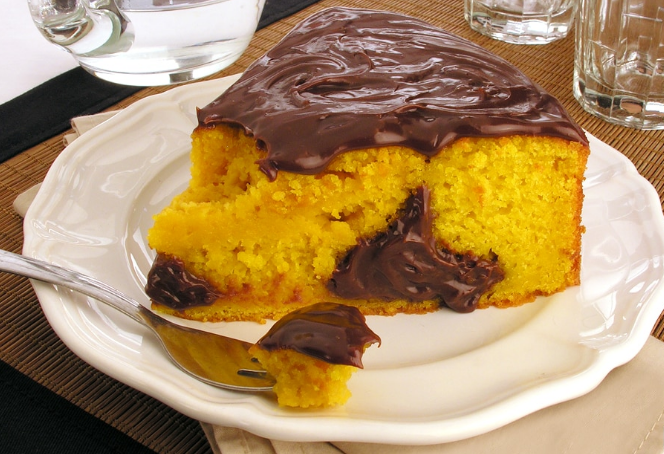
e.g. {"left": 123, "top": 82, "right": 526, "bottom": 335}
{"left": 145, "top": 7, "right": 589, "bottom": 323}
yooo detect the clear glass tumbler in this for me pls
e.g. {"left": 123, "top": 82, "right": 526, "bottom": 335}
{"left": 464, "top": 0, "right": 577, "bottom": 44}
{"left": 574, "top": 0, "right": 664, "bottom": 129}
{"left": 27, "top": 0, "right": 266, "bottom": 86}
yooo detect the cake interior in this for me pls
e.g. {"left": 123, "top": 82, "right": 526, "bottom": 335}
{"left": 146, "top": 124, "right": 588, "bottom": 322}
{"left": 249, "top": 346, "right": 356, "bottom": 408}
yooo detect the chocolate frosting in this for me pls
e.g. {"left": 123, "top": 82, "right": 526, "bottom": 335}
{"left": 145, "top": 254, "right": 221, "bottom": 310}
{"left": 328, "top": 186, "right": 504, "bottom": 313}
{"left": 256, "top": 302, "right": 381, "bottom": 367}
{"left": 197, "top": 7, "right": 588, "bottom": 180}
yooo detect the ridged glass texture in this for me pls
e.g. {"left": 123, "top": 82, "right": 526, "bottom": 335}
{"left": 574, "top": 0, "right": 664, "bottom": 129}
{"left": 464, "top": 0, "right": 576, "bottom": 44}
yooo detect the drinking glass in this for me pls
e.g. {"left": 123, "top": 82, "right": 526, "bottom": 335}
{"left": 464, "top": 0, "right": 577, "bottom": 44}
{"left": 574, "top": 0, "right": 664, "bottom": 129}
{"left": 27, "top": 0, "right": 266, "bottom": 86}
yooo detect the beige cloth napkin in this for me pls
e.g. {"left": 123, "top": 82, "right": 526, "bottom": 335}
{"left": 15, "top": 113, "right": 664, "bottom": 454}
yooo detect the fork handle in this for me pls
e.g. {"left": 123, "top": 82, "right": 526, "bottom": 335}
{"left": 0, "top": 249, "right": 145, "bottom": 325}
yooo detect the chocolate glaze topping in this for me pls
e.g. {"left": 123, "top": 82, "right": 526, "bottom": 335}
{"left": 197, "top": 7, "right": 588, "bottom": 181}
{"left": 256, "top": 302, "right": 381, "bottom": 367}
{"left": 146, "top": 254, "right": 221, "bottom": 310}
{"left": 328, "top": 186, "right": 504, "bottom": 313}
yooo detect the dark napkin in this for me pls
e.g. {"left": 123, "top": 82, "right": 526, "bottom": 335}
{"left": 0, "top": 0, "right": 320, "bottom": 164}
{"left": 0, "top": 359, "right": 157, "bottom": 454}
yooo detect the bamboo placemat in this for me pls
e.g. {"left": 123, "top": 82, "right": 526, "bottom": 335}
{"left": 1, "top": 0, "right": 663, "bottom": 452}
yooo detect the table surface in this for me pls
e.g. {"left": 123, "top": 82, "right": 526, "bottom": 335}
{"left": 1, "top": 0, "right": 663, "bottom": 452}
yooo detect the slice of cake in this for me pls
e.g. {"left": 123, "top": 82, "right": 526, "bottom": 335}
{"left": 248, "top": 302, "right": 380, "bottom": 408}
{"left": 145, "top": 7, "right": 589, "bottom": 323}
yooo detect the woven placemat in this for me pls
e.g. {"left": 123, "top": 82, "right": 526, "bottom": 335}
{"left": 0, "top": 0, "right": 663, "bottom": 452}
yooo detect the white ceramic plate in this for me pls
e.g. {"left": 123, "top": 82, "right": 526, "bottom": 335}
{"left": 23, "top": 75, "right": 664, "bottom": 445}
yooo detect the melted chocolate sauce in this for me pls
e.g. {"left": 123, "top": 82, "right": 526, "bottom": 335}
{"left": 328, "top": 186, "right": 504, "bottom": 313}
{"left": 145, "top": 254, "right": 221, "bottom": 310}
{"left": 256, "top": 302, "right": 381, "bottom": 367}
{"left": 197, "top": 7, "right": 588, "bottom": 181}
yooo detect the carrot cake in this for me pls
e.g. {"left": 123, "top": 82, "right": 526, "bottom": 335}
{"left": 145, "top": 7, "right": 589, "bottom": 323}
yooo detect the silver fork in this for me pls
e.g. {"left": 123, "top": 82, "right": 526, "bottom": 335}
{"left": 0, "top": 250, "right": 274, "bottom": 392}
